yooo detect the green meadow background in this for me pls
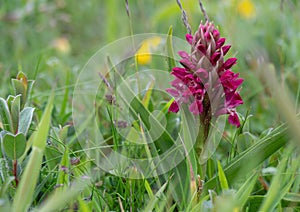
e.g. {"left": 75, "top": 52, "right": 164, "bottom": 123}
{"left": 0, "top": 0, "right": 300, "bottom": 211}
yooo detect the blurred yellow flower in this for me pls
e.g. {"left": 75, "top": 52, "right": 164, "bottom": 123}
{"left": 237, "top": 0, "right": 256, "bottom": 19}
{"left": 52, "top": 37, "right": 71, "bottom": 54}
{"left": 233, "top": 207, "right": 240, "bottom": 212}
{"left": 135, "top": 36, "right": 162, "bottom": 65}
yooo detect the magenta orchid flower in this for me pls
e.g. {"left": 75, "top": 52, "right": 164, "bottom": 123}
{"left": 167, "top": 21, "right": 244, "bottom": 128}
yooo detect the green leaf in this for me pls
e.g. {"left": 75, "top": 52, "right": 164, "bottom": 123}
{"left": 59, "top": 70, "right": 70, "bottom": 122}
{"left": 12, "top": 93, "right": 54, "bottom": 212}
{"left": 173, "top": 104, "right": 198, "bottom": 207}
{"left": 260, "top": 149, "right": 300, "bottom": 211}
{"left": 141, "top": 79, "right": 155, "bottom": 108}
{"left": 11, "top": 72, "right": 34, "bottom": 110}
{"left": 235, "top": 172, "right": 259, "bottom": 208}
{"left": 37, "top": 178, "right": 89, "bottom": 212}
{"left": 0, "top": 97, "right": 13, "bottom": 132}
{"left": 45, "top": 145, "right": 62, "bottom": 170}
{"left": 6, "top": 95, "right": 14, "bottom": 110}
{"left": 283, "top": 192, "right": 300, "bottom": 203}
{"left": 11, "top": 79, "right": 26, "bottom": 109}
{"left": 18, "top": 107, "right": 35, "bottom": 136}
{"left": 16, "top": 71, "right": 28, "bottom": 85}
{"left": 217, "top": 161, "right": 229, "bottom": 190}
{"left": 56, "top": 147, "right": 69, "bottom": 191}
{"left": 204, "top": 124, "right": 288, "bottom": 191}
{"left": 0, "top": 176, "right": 15, "bottom": 198}
{"left": 144, "top": 180, "right": 154, "bottom": 198}
{"left": 2, "top": 133, "right": 26, "bottom": 160}
{"left": 77, "top": 197, "right": 91, "bottom": 212}
{"left": 10, "top": 95, "right": 21, "bottom": 134}
{"left": 248, "top": 194, "right": 300, "bottom": 210}
{"left": 166, "top": 26, "right": 176, "bottom": 72}
{"left": 0, "top": 158, "right": 9, "bottom": 180}
{"left": 143, "top": 178, "right": 169, "bottom": 212}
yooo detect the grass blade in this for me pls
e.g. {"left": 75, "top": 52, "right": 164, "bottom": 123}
{"left": 37, "top": 179, "right": 89, "bottom": 212}
{"left": 217, "top": 161, "right": 229, "bottom": 190}
{"left": 166, "top": 25, "right": 176, "bottom": 72}
{"left": 142, "top": 178, "right": 170, "bottom": 212}
{"left": 204, "top": 123, "right": 288, "bottom": 191}
{"left": 12, "top": 93, "right": 54, "bottom": 212}
{"left": 259, "top": 149, "right": 300, "bottom": 211}
{"left": 235, "top": 171, "right": 259, "bottom": 208}
{"left": 283, "top": 192, "right": 300, "bottom": 203}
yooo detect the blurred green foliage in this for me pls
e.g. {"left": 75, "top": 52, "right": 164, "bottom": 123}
{"left": 0, "top": 0, "right": 300, "bottom": 211}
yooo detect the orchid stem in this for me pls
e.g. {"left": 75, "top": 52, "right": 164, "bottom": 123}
{"left": 13, "top": 159, "right": 19, "bottom": 187}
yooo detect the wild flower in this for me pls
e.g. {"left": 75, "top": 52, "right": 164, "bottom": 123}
{"left": 135, "top": 36, "right": 162, "bottom": 65}
{"left": 237, "top": 0, "right": 256, "bottom": 19}
{"left": 167, "top": 21, "right": 243, "bottom": 128}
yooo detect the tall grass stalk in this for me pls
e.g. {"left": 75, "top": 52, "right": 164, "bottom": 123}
{"left": 12, "top": 94, "right": 54, "bottom": 212}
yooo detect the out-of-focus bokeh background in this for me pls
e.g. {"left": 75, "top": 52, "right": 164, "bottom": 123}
{"left": 1, "top": 0, "right": 299, "bottom": 134}
{"left": 1, "top": 1, "right": 300, "bottom": 210}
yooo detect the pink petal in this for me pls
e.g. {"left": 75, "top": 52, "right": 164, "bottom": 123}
{"left": 226, "top": 92, "right": 243, "bottom": 108}
{"left": 213, "top": 29, "right": 220, "bottom": 40}
{"left": 169, "top": 101, "right": 179, "bottom": 113}
{"left": 221, "top": 70, "right": 244, "bottom": 92}
{"left": 197, "top": 44, "right": 206, "bottom": 55}
{"left": 223, "top": 58, "right": 237, "bottom": 70}
{"left": 180, "top": 59, "right": 196, "bottom": 70}
{"left": 222, "top": 45, "right": 231, "bottom": 55}
{"left": 171, "top": 67, "right": 187, "bottom": 79}
{"left": 216, "top": 38, "right": 226, "bottom": 49}
{"left": 178, "top": 51, "right": 190, "bottom": 59}
{"left": 205, "top": 31, "right": 211, "bottom": 40}
{"left": 211, "top": 52, "right": 221, "bottom": 64}
{"left": 186, "top": 34, "right": 193, "bottom": 45}
{"left": 228, "top": 111, "right": 241, "bottom": 128}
